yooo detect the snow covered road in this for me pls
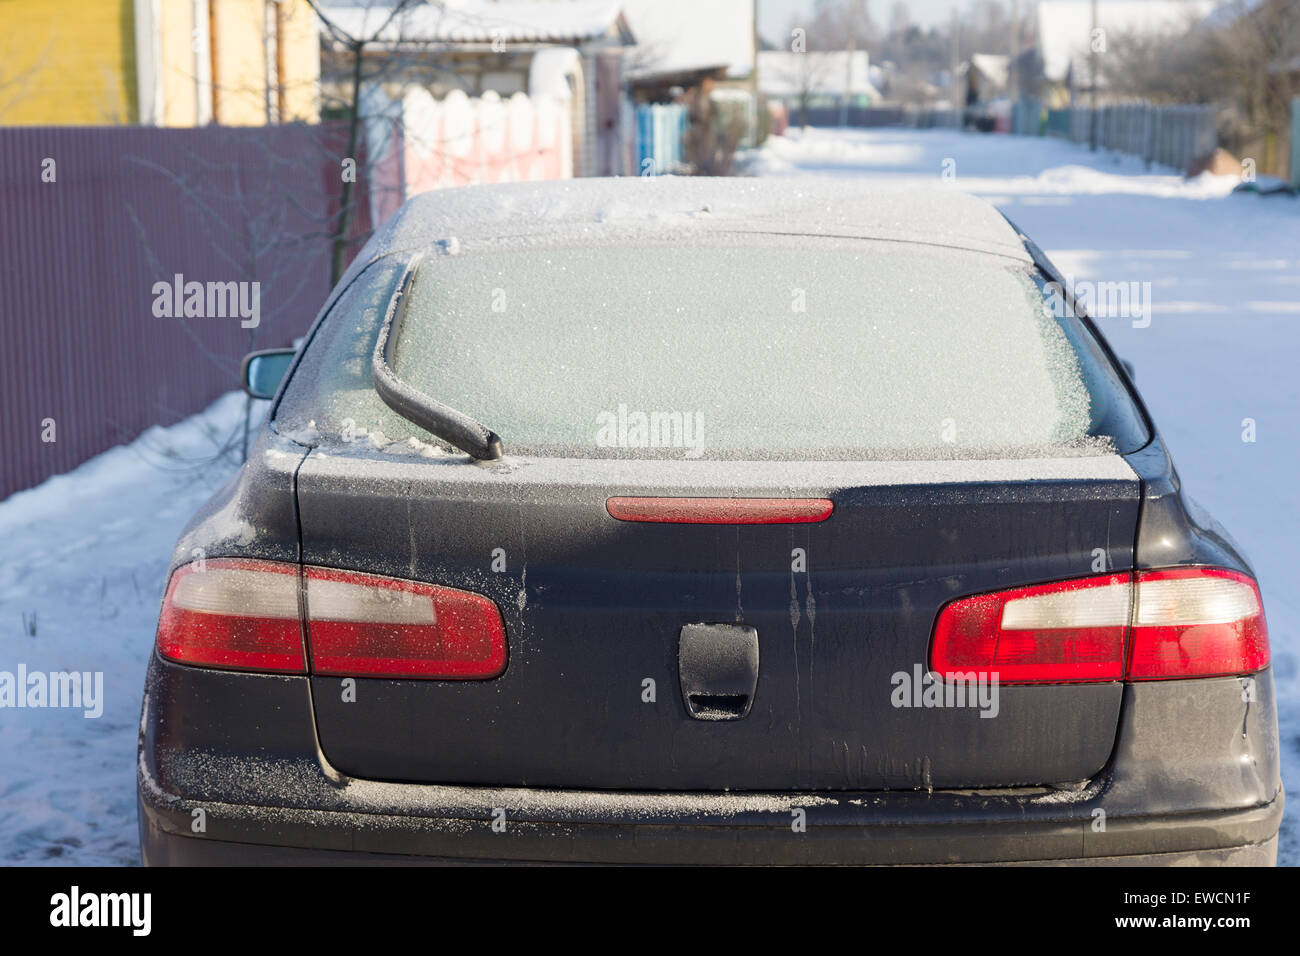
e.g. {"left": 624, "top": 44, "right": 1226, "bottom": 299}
{"left": 0, "top": 126, "right": 1295, "bottom": 865}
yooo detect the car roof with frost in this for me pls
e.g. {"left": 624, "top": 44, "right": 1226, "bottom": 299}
{"left": 365, "top": 177, "right": 1033, "bottom": 263}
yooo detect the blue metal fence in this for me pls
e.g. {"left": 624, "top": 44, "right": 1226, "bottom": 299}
{"left": 1038, "top": 100, "right": 1216, "bottom": 172}
{"left": 1291, "top": 97, "right": 1300, "bottom": 188}
{"left": 1011, "top": 98, "right": 1044, "bottom": 136}
{"left": 635, "top": 103, "right": 689, "bottom": 175}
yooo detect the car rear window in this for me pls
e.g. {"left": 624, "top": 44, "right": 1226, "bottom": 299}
{"left": 276, "top": 235, "right": 1148, "bottom": 460}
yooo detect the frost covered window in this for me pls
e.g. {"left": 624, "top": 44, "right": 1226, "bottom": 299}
{"left": 278, "top": 236, "right": 1147, "bottom": 460}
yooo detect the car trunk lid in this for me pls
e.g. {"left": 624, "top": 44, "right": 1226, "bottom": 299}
{"left": 298, "top": 450, "right": 1140, "bottom": 791}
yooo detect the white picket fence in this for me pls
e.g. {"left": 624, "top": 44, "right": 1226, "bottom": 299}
{"left": 364, "top": 87, "right": 573, "bottom": 226}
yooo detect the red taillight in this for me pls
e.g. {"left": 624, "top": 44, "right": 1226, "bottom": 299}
{"left": 606, "top": 497, "right": 834, "bottom": 524}
{"left": 304, "top": 567, "right": 507, "bottom": 679}
{"left": 156, "top": 558, "right": 306, "bottom": 673}
{"left": 156, "top": 560, "right": 506, "bottom": 679}
{"left": 930, "top": 568, "right": 1269, "bottom": 685}
{"left": 931, "top": 573, "right": 1131, "bottom": 684}
{"left": 1127, "top": 568, "right": 1269, "bottom": 680}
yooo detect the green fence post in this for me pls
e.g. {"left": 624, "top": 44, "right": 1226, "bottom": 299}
{"left": 1290, "top": 97, "right": 1300, "bottom": 189}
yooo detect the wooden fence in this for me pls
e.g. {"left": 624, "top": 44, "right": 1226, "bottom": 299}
{"left": 1044, "top": 102, "right": 1217, "bottom": 173}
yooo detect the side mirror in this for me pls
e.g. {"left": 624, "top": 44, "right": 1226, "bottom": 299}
{"left": 1120, "top": 359, "right": 1136, "bottom": 381}
{"left": 241, "top": 348, "right": 296, "bottom": 400}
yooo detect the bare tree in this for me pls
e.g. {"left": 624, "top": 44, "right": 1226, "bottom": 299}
{"left": 774, "top": 23, "right": 840, "bottom": 130}
{"left": 1101, "top": 0, "right": 1300, "bottom": 173}
{"left": 305, "top": 0, "right": 428, "bottom": 283}
{"left": 796, "top": 0, "right": 880, "bottom": 51}
{"left": 1204, "top": 0, "right": 1300, "bottom": 171}
{"left": 124, "top": 133, "right": 332, "bottom": 461}
{"left": 1102, "top": 27, "right": 1216, "bottom": 102}
{"left": 305, "top": 0, "right": 530, "bottom": 277}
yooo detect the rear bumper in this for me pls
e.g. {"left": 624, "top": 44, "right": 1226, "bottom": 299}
{"left": 138, "top": 653, "right": 1284, "bottom": 865}
{"left": 137, "top": 783, "right": 1282, "bottom": 866}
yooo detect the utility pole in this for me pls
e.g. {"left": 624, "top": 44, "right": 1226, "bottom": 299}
{"left": 950, "top": 6, "right": 960, "bottom": 127}
{"left": 1089, "top": 0, "right": 1099, "bottom": 150}
{"left": 841, "top": 0, "right": 859, "bottom": 127}
{"left": 1009, "top": 0, "right": 1020, "bottom": 102}
{"left": 751, "top": 0, "right": 760, "bottom": 146}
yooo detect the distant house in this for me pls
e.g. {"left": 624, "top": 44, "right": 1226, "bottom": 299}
{"left": 619, "top": 0, "right": 756, "bottom": 169}
{"left": 317, "top": 0, "right": 634, "bottom": 176}
{"left": 964, "top": 54, "right": 1010, "bottom": 103}
{"left": 621, "top": 0, "right": 753, "bottom": 99}
{"left": 957, "top": 54, "right": 1012, "bottom": 131}
{"left": 758, "top": 50, "right": 878, "bottom": 121}
{"left": 0, "top": 0, "right": 320, "bottom": 126}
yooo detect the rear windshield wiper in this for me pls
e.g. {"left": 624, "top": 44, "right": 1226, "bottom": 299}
{"left": 371, "top": 255, "right": 505, "bottom": 460}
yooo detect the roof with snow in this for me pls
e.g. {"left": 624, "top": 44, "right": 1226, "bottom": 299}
{"left": 968, "top": 54, "right": 1010, "bottom": 91}
{"left": 360, "top": 177, "right": 1033, "bottom": 262}
{"left": 319, "top": 0, "right": 632, "bottom": 47}
{"left": 1036, "top": 0, "right": 1214, "bottom": 83}
{"left": 621, "top": 0, "right": 754, "bottom": 81}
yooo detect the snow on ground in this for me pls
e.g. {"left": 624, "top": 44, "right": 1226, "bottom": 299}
{"left": 752, "top": 127, "right": 1300, "bottom": 864}
{"left": 0, "top": 394, "right": 260, "bottom": 864}
{"left": 0, "top": 126, "right": 1295, "bottom": 865}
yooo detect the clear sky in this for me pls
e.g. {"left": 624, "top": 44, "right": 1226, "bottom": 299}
{"left": 757, "top": 0, "right": 968, "bottom": 44}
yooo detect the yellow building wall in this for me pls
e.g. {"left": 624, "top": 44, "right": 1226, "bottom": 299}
{"left": 212, "top": 0, "right": 319, "bottom": 125}
{"left": 278, "top": 0, "right": 320, "bottom": 122}
{"left": 0, "top": 0, "right": 138, "bottom": 125}
{"left": 0, "top": 0, "right": 319, "bottom": 127}
{"left": 211, "top": 0, "right": 266, "bottom": 124}
{"left": 158, "top": 0, "right": 199, "bottom": 127}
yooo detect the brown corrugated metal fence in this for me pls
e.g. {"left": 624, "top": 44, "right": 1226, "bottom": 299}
{"left": 0, "top": 123, "right": 370, "bottom": 499}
